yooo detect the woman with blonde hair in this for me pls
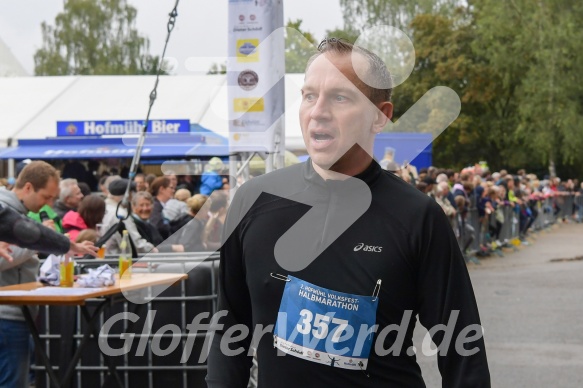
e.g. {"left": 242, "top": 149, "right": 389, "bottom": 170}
{"left": 173, "top": 194, "right": 209, "bottom": 251}
{"left": 203, "top": 191, "right": 228, "bottom": 251}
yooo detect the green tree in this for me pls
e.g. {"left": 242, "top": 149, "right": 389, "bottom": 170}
{"left": 323, "top": 27, "right": 359, "bottom": 44}
{"left": 339, "top": 0, "right": 462, "bottom": 32}
{"left": 285, "top": 19, "right": 318, "bottom": 73}
{"left": 472, "top": 0, "right": 583, "bottom": 175}
{"left": 207, "top": 62, "right": 226, "bottom": 75}
{"left": 34, "top": 0, "right": 164, "bottom": 75}
{"left": 338, "top": 0, "right": 583, "bottom": 178}
{"left": 388, "top": 9, "right": 500, "bottom": 170}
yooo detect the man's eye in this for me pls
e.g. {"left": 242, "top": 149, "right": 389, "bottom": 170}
{"left": 335, "top": 95, "right": 347, "bottom": 102}
{"left": 304, "top": 93, "right": 315, "bottom": 102}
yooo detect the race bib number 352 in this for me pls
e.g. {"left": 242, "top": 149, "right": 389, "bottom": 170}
{"left": 273, "top": 276, "right": 379, "bottom": 370}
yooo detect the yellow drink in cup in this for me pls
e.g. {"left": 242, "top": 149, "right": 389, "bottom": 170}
{"left": 119, "top": 230, "right": 132, "bottom": 279}
{"left": 119, "top": 257, "right": 132, "bottom": 279}
{"left": 60, "top": 234, "right": 74, "bottom": 287}
{"left": 60, "top": 260, "right": 74, "bottom": 287}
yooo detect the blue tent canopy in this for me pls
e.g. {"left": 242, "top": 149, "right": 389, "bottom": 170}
{"left": 0, "top": 133, "right": 230, "bottom": 160}
{"left": 373, "top": 133, "right": 433, "bottom": 169}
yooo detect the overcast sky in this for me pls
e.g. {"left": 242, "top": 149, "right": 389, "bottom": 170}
{"left": 0, "top": 0, "right": 344, "bottom": 75}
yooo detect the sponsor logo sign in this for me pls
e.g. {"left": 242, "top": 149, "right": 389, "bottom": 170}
{"left": 236, "top": 39, "right": 259, "bottom": 63}
{"left": 233, "top": 97, "right": 264, "bottom": 113}
{"left": 237, "top": 70, "right": 259, "bottom": 90}
{"left": 56, "top": 119, "right": 190, "bottom": 137}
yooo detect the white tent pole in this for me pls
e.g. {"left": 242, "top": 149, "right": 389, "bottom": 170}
{"left": 8, "top": 159, "right": 14, "bottom": 179}
{"left": 265, "top": 154, "right": 274, "bottom": 173}
{"left": 236, "top": 152, "right": 257, "bottom": 177}
{"left": 229, "top": 155, "right": 238, "bottom": 201}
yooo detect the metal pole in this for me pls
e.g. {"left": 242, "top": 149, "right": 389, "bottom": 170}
{"left": 8, "top": 158, "right": 14, "bottom": 179}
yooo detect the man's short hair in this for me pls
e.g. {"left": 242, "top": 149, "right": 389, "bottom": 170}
{"left": 59, "top": 178, "right": 79, "bottom": 201}
{"left": 15, "top": 161, "right": 60, "bottom": 190}
{"left": 306, "top": 38, "right": 393, "bottom": 104}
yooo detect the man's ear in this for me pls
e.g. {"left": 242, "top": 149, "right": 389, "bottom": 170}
{"left": 373, "top": 102, "right": 393, "bottom": 133}
{"left": 23, "top": 182, "right": 33, "bottom": 194}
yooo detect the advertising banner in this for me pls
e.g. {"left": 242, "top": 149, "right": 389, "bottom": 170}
{"left": 227, "top": 0, "right": 285, "bottom": 153}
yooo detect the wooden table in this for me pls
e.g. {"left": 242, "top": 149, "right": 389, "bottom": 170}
{"left": 0, "top": 273, "right": 188, "bottom": 388}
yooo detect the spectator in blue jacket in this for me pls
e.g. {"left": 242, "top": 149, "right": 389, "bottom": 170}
{"left": 200, "top": 157, "right": 225, "bottom": 195}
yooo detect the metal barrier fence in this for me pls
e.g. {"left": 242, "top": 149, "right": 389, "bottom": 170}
{"left": 34, "top": 252, "right": 220, "bottom": 388}
{"left": 453, "top": 194, "right": 580, "bottom": 261}
{"left": 576, "top": 195, "right": 583, "bottom": 223}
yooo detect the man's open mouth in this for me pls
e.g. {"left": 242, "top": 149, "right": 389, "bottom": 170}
{"left": 312, "top": 133, "right": 333, "bottom": 141}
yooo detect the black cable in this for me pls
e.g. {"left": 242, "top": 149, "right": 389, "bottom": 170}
{"left": 117, "top": 0, "right": 181, "bottom": 220}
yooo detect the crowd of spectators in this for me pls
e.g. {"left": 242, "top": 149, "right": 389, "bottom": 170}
{"left": 1, "top": 155, "right": 581, "bottom": 387}
{"left": 1, "top": 158, "right": 582, "bottom": 261}
{"left": 96, "top": 169, "right": 229, "bottom": 256}
{"left": 385, "top": 162, "right": 583, "bottom": 256}
{"left": 0, "top": 157, "right": 231, "bottom": 260}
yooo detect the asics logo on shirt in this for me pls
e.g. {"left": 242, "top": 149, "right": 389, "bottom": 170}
{"left": 354, "top": 243, "right": 382, "bottom": 253}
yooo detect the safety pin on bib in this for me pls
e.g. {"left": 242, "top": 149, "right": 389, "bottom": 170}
{"left": 270, "top": 273, "right": 290, "bottom": 282}
{"left": 372, "top": 279, "right": 382, "bottom": 302}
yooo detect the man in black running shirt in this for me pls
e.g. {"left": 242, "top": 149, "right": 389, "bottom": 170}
{"left": 206, "top": 38, "right": 490, "bottom": 388}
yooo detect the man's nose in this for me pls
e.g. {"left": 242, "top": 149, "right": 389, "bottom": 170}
{"left": 310, "top": 96, "right": 332, "bottom": 121}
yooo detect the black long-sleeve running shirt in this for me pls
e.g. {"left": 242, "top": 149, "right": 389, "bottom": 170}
{"left": 0, "top": 202, "right": 70, "bottom": 254}
{"left": 206, "top": 160, "right": 490, "bottom": 387}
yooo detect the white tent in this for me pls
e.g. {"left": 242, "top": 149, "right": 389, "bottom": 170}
{"left": 0, "top": 74, "right": 307, "bottom": 151}
{"left": 0, "top": 37, "right": 28, "bottom": 77}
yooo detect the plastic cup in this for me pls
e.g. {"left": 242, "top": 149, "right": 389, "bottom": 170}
{"left": 97, "top": 245, "right": 106, "bottom": 259}
{"left": 60, "top": 261, "right": 74, "bottom": 287}
{"left": 119, "top": 258, "right": 132, "bottom": 279}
